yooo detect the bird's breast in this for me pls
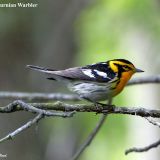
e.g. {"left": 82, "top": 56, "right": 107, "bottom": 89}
{"left": 68, "top": 81, "right": 113, "bottom": 102}
{"left": 114, "top": 72, "right": 133, "bottom": 96}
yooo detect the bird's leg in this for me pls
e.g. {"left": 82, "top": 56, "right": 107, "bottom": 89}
{"left": 95, "top": 102, "right": 106, "bottom": 106}
{"left": 80, "top": 96, "right": 94, "bottom": 103}
{"left": 80, "top": 96, "right": 103, "bottom": 110}
{"left": 80, "top": 96, "right": 113, "bottom": 111}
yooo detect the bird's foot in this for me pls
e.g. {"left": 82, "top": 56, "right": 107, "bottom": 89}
{"left": 94, "top": 102, "right": 106, "bottom": 111}
{"left": 94, "top": 102, "right": 114, "bottom": 113}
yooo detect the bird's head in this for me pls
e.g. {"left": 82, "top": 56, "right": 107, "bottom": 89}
{"left": 109, "top": 59, "right": 144, "bottom": 79}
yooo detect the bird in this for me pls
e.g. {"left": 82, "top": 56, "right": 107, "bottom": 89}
{"left": 27, "top": 59, "right": 144, "bottom": 104}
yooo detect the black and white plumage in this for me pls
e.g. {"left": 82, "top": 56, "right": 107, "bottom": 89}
{"left": 27, "top": 59, "right": 143, "bottom": 103}
{"left": 27, "top": 62, "right": 116, "bottom": 82}
{"left": 27, "top": 62, "right": 118, "bottom": 102}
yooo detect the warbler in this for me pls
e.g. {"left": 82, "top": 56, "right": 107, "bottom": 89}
{"left": 27, "top": 59, "right": 144, "bottom": 104}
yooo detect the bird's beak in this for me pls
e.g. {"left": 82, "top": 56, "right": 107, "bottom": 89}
{"left": 135, "top": 68, "right": 144, "bottom": 73}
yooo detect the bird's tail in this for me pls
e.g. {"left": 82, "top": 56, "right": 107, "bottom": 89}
{"left": 27, "top": 65, "right": 69, "bottom": 82}
{"left": 26, "top": 65, "right": 56, "bottom": 74}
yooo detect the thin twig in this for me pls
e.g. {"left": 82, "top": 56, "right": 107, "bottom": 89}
{"left": 145, "top": 117, "right": 160, "bottom": 128}
{"left": 125, "top": 117, "right": 160, "bottom": 155}
{"left": 71, "top": 99, "right": 112, "bottom": 160}
{"left": 128, "top": 75, "right": 160, "bottom": 85}
{"left": 125, "top": 139, "right": 160, "bottom": 155}
{"left": 0, "top": 114, "right": 43, "bottom": 143}
{"left": 0, "top": 92, "right": 79, "bottom": 101}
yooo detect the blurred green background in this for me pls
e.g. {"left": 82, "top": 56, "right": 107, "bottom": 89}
{"left": 0, "top": 0, "right": 160, "bottom": 160}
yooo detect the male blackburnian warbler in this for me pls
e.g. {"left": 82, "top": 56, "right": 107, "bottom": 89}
{"left": 27, "top": 59, "right": 144, "bottom": 104}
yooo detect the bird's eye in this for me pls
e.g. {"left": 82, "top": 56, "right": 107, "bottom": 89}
{"left": 123, "top": 65, "right": 130, "bottom": 70}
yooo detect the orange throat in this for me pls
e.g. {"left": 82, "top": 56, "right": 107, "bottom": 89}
{"left": 114, "top": 72, "right": 134, "bottom": 96}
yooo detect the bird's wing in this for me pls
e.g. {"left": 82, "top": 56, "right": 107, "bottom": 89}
{"left": 27, "top": 65, "right": 91, "bottom": 81}
{"left": 80, "top": 62, "right": 117, "bottom": 82}
{"left": 27, "top": 63, "right": 117, "bottom": 83}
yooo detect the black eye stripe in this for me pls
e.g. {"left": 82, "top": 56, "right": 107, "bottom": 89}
{"left": 113, "top": 63, "right": 132, "bottom": 70}
{"left": 113, "top": 63, "right": 118, "bottom": 67}
{"left": 123, "top": 65, "right": 132, "bottom": 70}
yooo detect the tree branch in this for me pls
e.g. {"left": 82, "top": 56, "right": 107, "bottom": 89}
{"left": 0, "top": 100, "right": 75, "bottom": 143}
{"left": 0, "top": 100, "right": 159, "bottom": 146}
{"left": 128, "top": 75, "right": 160, "bottom": 85}
{"left": 1, "top": 101, "right": 159, "bottom": 118}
